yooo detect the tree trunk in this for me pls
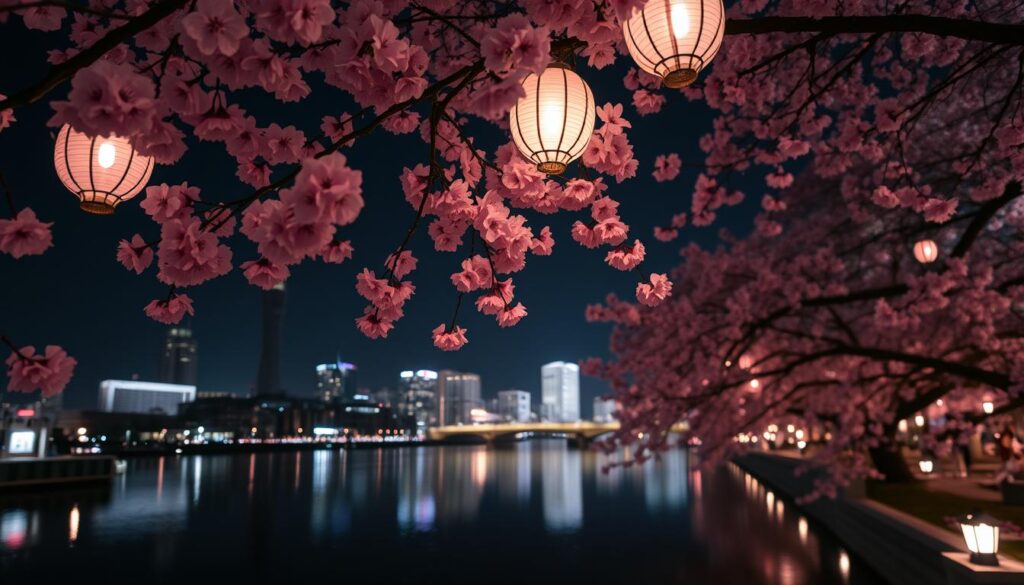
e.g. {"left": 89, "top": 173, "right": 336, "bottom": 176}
{"left": 869, "top": 444, "right": 917, "bottom": 483}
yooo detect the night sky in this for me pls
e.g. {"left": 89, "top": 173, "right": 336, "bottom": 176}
{"left": 0, "top": 24, "right": 759, "bottom": 414}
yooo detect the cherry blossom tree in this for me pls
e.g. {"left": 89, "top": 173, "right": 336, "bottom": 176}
{"left": 586, "top": 1, "right": 1024, "bottom": 490}
{"left": 0, "top": 0, "right": 1022, "bottom": 417}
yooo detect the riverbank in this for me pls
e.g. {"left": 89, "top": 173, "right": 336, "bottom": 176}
{"left": 735, "top": 452, "right": 1024, "bottom": 584}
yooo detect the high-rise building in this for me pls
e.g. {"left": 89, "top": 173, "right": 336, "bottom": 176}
{"left": 98, "top": 379, "right": 196, "bottom": 415}
{"left": 593, "top": 397, "right": 618, "bottom": 423}
{"left": 398, "top": 369, "right": 438, "bottom": 429}
{"left": 159, "top": 327, "right": 197, "bottom": 386}
{"left": 371, "top": 386, "right": 399, "bottom": 408}
{"left": 497, "top": 390, "right": 531, "bottom": 422}
{"left": 256, "top": 282, "right": 286, "bottom": 396}
{"left": 315, "top": 361, "right": 357, "bottom": 402}
{"left": 437, "top": 370, "right": 482, "bottom": 426}
{"left": 541, "top": 361, "right": 580, "bottom": 422}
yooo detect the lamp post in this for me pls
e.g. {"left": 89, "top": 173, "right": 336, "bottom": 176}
{"left": 959, "top": 512, "right": 1000, "bottom": 566}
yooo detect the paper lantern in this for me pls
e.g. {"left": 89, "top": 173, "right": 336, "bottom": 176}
{"left": 53, "top": 124, "right": 154, "bottom": 215}
{"left": 509, "top": 63, "right": 596, "bottom": 175}
{"left": 913, "top": 239, "right": 938, "bottom": 264}
{"left": 622, "top": 0, "right": 726, "bottom": 88}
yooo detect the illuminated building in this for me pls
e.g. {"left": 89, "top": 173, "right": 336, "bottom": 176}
{"left": 98, "top": 379, "right": 196, "bottom": 415}
{"left": 159, "top": 327, "right": 197, "bottom": 386}
{"left": 315, "top": 361, "right": 357, "bottom": 402}
{"left": 541, "top": 361, "right": 580, "bottom": 422}
{"left": 437, "top": 370, "right": 482, "bottom": 426}
{"left": 497, "top": 390, "right": 531, "bottom": 422}
{"left": 593, "top": 398, "right": 618, "bottom": 423}
{"left": 398, "top": 369, "right": 438, "bottom": 429}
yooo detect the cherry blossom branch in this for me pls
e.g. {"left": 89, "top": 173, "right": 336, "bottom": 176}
{"left": 726, "top": 15, "right": 1024, "bottom": 45}
{"left": 950, "top": 180, "right": 1022, "bottom": 258}
{"left": 0, "top": 0, "right": 131, "bottom": 19}
{"left": 0, "top": 0, "right": 189, "bottom": 112}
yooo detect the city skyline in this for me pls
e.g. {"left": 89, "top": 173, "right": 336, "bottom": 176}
{"left": 0, "top": 24, "right": 754, "bottom": 417}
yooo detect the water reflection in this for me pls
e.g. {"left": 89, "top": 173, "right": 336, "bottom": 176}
{"left": 542, "top": 442, "right": 582, "bottom": 532}
{"left": 0, "top": 441, "right": 880, "bottom": 584}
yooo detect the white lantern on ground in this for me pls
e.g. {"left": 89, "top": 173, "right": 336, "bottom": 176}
{"left": 53, "top": 124, "right": 154, "bottom": 215}
{"left": 622, "top": 0, "right": 726, "bottom": 88}
{"left": 959, "top": 512, "right": 1000, "bottom": 566}
{"left": 913, "top": 239, "right": 939, "bottom": 264}
{"left": 509, "top": 63, "right": 596, "bottom": 175}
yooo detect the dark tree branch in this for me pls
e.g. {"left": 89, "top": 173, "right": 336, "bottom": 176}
{"left": 951, "top": 180, "right": 1022, "bottom": 257}
{"left": 726, "top": 15, "right": 1024, "bottom": 45}
{"left": 0, "top": 0, "right": 189, "bottom": 112}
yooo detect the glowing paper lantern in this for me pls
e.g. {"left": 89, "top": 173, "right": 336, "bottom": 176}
{"left": 622, "top": 0, "right": 726, "bottom": 88}
{"left": 53, "top": 124, "right": 154, "bottom": 215}
{"left": 918, "top": 460, "right": 934, "bottom": 474}
{"left": 509, "top": 63, "right": 596, "bottom": 175}
{"left": 913, "top": 239, "right": 938, "bottom": 264}
{"left": 959, "top": 512, "right": 1000, "bottom": 566}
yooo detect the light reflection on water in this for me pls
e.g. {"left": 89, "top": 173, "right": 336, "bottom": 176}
{"left": 0, "top": 441, "right": 881, "bottom": 584}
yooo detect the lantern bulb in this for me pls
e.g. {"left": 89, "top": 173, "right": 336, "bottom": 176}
{"left": 670, "top": 3, "right": 690, "bottom": 39}
{"left": 97, "top": 142, "right": 117, "bottom": 169}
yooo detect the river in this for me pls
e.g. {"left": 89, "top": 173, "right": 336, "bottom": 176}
{"left": 0, "top": 440, "right": 883, "bottom": 584}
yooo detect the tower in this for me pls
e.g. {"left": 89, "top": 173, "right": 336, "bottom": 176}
{"left": 256, "top": 282, "right": 286, "bottom": 396}
{"left": 159, "top": 326, "right": 198, "bottom": 386}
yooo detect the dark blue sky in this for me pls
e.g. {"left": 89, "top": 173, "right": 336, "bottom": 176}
{"left": 0, "top": 24, "right": 759, "bottom": 414}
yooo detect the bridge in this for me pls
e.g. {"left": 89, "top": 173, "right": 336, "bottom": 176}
{"left": 426, "top": 421, "right": 688, "bottom": 444}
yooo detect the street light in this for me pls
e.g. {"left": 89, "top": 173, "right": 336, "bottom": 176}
{"left": 959, "top": 512, "right": 1000, "bottom": 566}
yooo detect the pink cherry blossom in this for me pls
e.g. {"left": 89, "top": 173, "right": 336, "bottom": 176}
{"left": 49, "top": 60, "right": 156, "bottom": 139}
{"left": 116, "top": 234, "right": 154, "bottom": 274}
{"left": 635, "top": 273, "right": 672, "bottom": 306}
{"left": 140, "top": 183, "right": 196, "bottom": 222}
{"left": 386, "top": 250, "right": 418, "bottom": 279}
{"left": 497, "top": 303, "right": 528, "bottom": 327}
{"left": 606, "top": 240, "right": 646, "bottom": 271}
{"left": 144, "top": 293, "right": 195, "bottom": 325}
{"left": 432, "top": 324, "right": 468, "bottom": 351}
{"left": 0, "top": 208, "right": 52, "bottom": 259}
{"left": 652, "top": 153, "right": 682, "bottom": 183}
{"left": 5, "top": 345, "right": 76, "bottom": 397}
{"left": 355, "top": 308, "right": 395, "bottom": 339}
{"left": 157, "top": 216, "right": 233, "bottom": 287}
{"left": 242, "top": 258, "right": 290, "bottom": 290}
{"left": 181, "top": 0, "right": 249, "bottom": 57}
{"left": 321, "top": 240, "right": 354, "bottom": 264}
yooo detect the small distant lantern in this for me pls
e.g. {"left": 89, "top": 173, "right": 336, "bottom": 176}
{"left": 53, "top": 124, "right": 154, "bottom": 215}
{"left": 959, "top": 512, "right": 1000, "bottom": 566}
{"left": 738, "top": 354, "right": 753, "bottom": 370}
{"left": 509, "top": 63, "right": 596, "bottom": 175}
{"left": 622, "top": 0, "right": 726, "bottom": 88}
{"left": 913, "top": 239, "right": 939, "bottom": 264}
{"left": 918, "top": 460, "right": 934, "bottom": 474}
{"left": 982, "top": 401, "right": 995, "bottom": 415}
